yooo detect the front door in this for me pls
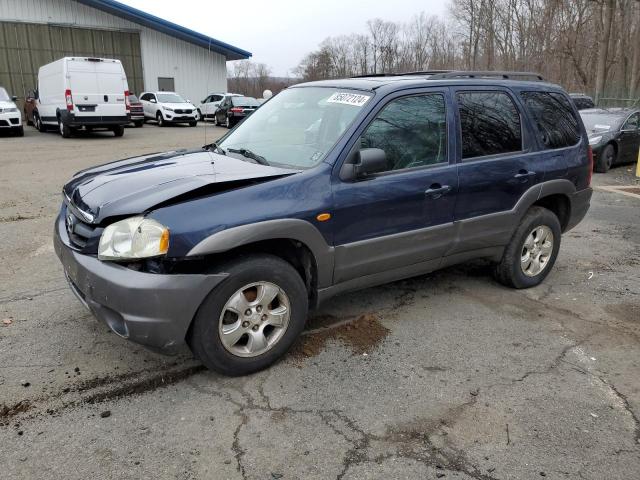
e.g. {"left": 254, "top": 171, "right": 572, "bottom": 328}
{"left": 619, "top": 112, "right": 640, "bottom": 163}
{"left": 331, "top": 89, "right": 458, "bottom": 284}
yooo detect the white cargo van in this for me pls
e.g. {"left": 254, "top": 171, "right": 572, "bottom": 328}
{"left": 35, "top": 57, "right": 130, "bottom": 138}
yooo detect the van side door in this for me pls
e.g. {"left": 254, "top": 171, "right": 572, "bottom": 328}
{"left": 448, "top": 87, "right": 541, "bottom": 255}
{"left": 331, "top": 89, "right": 458, "bottom": 284}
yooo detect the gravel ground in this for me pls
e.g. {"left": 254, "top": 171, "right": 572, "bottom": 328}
{"left": 1, "top": 124, "right": 639, "bottom": 480}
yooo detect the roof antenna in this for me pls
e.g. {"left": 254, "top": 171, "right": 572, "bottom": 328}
{"left": 204, "top": 37, "right": 212, "bottom": 146}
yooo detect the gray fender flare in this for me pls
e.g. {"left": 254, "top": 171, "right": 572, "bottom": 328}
{"left": 187, "top": 219, "right": 334, "bottom": 288}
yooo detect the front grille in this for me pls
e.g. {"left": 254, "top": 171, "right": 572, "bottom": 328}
{"left": 174, "top": 109, "right": 192, "bottom": 114}
{"left": 65, "top": 209, "right": 97, "bottom": 249}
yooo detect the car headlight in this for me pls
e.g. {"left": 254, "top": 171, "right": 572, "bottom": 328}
{"left": 162, "top": 106, "right": 174, "bottom": 112}
{"left": 6, "top": 108, "right": 18, "bottom": 113}
{"left": 588, "top": 135, "right": 602, "bottom": 146}
{"left": 98, "top": 217, "right": 169, "bottom": 261}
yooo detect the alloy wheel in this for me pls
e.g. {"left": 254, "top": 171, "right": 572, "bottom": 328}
{"left": 520, "top": 225, "right": 554, "bottom": 277}
{"left": 218, "top": 282, "right": 291, "bottom": 358}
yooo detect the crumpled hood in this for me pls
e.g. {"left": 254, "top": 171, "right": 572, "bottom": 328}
{"left": 63, "top": 149, "right": 299, "bottom": 224}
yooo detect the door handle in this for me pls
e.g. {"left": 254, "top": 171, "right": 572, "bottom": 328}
{"left": 425, "top": 184, "right": 452, "bottom": 199}
{"left": 513, "top": 170, "right": 536, "bottom": 182}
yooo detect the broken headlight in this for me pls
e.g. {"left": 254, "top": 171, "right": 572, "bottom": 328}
{"left": 98, "top": 216, "right": 169, "bottom": 261}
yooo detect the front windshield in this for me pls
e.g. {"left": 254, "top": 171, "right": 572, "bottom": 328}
{"left": 0, "top": 87, "right": 10, "bottom": 102}
{"left": 580, "top": 113, "right": 623, "bottom": 134}
{"left": 157, "top": 93, "right": 186, "bottom": 103}
{"left": 219, "top": 87, "right": 373, "bottom": 169}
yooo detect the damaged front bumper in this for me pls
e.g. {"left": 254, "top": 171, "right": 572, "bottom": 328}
{"left": 54, "top": 211, "right": 227, "bottom": 353}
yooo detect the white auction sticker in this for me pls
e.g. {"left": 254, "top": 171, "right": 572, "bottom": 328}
{"left": 594, "top": 124, "right": 611, "bottom": 131}
{"left": 326, "top": 92, "right": 371, "bottom": 107}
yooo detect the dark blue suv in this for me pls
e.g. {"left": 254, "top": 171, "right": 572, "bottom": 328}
{"left": 55, "top": 71, "right": 593, "bottom": 375}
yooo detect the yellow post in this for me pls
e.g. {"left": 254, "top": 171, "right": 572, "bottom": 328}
{"left": 637, "top": 147, "right": 640, "bottom": 178}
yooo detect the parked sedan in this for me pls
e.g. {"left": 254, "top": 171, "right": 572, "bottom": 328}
{"left": 139, "top": 91, "right": 198, "bottom": 127}
{"left": 215, "top": 96, "right": 260, "bottom": 128}
{"left": 569, "top": 93, "right": 595, "bottom": 111}
{"left": 0, "top": 86, "right": 23, "bottom": 136}
{"left": 580, "top": 108, "right": 640, "bottom": 172}
{"left": 129, "top": 94, "right": 144, "bottom": 127}
{"left": 198, "top": 93, "right": 240, "bottom": 121}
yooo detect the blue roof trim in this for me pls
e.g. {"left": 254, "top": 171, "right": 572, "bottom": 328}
{"left": 74, "top": 0, "right": 251, "bottom": 60}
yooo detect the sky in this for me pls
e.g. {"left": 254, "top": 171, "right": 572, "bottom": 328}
{"left": 121, "top": 0, "right": 448, "bottom": 77}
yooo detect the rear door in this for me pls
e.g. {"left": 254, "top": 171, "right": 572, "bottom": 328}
{"left": 67, "top": 59, "right": 127, "bottom": 118}
{"left": 450, "top": 87, "right": 540, "bottom": 254}
{"left": 331, "top": 88, "right": 458, "bottom": 284}
{"left": 619, "top": 112, "right": 640, "bottom": 162}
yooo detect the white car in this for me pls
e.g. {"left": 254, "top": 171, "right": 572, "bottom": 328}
{"left": 198, "top": 93, "right": 240, "bottom": 122}
{"left": 139, "top": 91, "right": 198, "bottom": 127}
{"left": 0, "top": 87, "right": 23, "bottom": 137}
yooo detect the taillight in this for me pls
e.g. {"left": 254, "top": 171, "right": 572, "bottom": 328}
{"left": 65, "top": 89, "right": 73, "bottom": 111}
{"left": 587, "top": 145, "right": 594, "bottom": 186}
{"left": 230, "top": 107, "right": 243, "bottom": 113}
{"left": 124, "top": 90, "right": 131, "bottom": 112}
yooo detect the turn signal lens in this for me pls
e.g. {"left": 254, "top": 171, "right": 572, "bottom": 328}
{"left": 316, "top": 213, "right": 331, "bottom": 222}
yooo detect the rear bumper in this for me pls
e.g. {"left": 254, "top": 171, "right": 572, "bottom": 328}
{"left": 566, "top": 187, "right": 592, "bottom": 231}
{"left": 61, "top": 111, "right": 129, "bottom": 127}
{"left": 53, "top": 211, "right": 227, "bottom": 353}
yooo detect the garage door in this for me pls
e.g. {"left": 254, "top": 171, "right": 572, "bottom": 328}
{"left": 0, "top": 21, "right": 144, "bottom": 102}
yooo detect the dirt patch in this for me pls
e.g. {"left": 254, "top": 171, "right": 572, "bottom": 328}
{"left": 0, "top": 214, "right": 39, "bottom": 223}
{"left": 606, "top": 303, "right": 640, "bottom": 323}
{"left": 290, "top": 313, "right": 390, "bottom": 360}
{"left": 0, "top": 400, "right": 32, "bottom": 421}
{"left": 618, "top": 187, "right": 640, "bottom": 196}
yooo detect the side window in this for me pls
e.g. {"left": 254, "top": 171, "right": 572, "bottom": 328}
{"left": 359, "top": 94, "right": 447, "bottom": 172}
{"left": 623, "top": 113, "right": 640, "bottom": 131}
{"left": 521, "top": 91, "right": 581, "bottom": 149}
{"left": 213, "top": 95, "right": 223, "bottom": 102}
{"left": 203, "top": 95, "right": 212, "bottom": 103}
{"left": 457, "top": 91, "right": 522, "bottom": 159}
{"left": 140, "top": 93, "right": 149, "bottom": 101}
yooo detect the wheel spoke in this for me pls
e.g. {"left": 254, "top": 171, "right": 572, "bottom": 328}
{"left": 246, "top": 330, "right": 268, "bottom": 353}
{"left": 256, "top": 283, "right": 280, "bottom": 306}
{"left": 221, "top": 321, "right": 246, "bottom": 348}
{"left": 266, "top": 305, "right": 288, "bottom": 327}
{"left": 524, "top": 233, "right": 535, "bottom": 250}
{"left": 540, "top": 241, "right": 553, "bottom": 256}
{"left": 530, "top": 256, "right": 541, "bottom": 274}
{"left": 226, "top": 290, "right": 250, "bottom": 315}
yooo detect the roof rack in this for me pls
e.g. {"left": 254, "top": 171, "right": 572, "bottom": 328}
{"left": 350, "top": 70, "right": 452, "bottom": 78}
{"left": 428, "top": 71, "right": 545, "bottom": 81}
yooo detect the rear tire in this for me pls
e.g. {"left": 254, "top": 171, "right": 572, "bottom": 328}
{"left": 225, "top": 116, "right": 232, "bottom": 129}
{"left": 58, "top": 119, "right": 72, "bottom": 138}
{"left": 112, "top": 125, "right": 125, "bottom": 137}
{"left": 188, "top": 255, "right": 308, "bottom": 376}
{"left": 493, "top": 206, "right": 561, "bottom": 289}
{"left": 213, "top": 114, "right": 219, "bottom": 126}
{"left": 34, "top": 113, "right": 46, "bottom": 132}
{"left": 595, "top": 144, "right": 615, "bottom": 173}
{"left": 134, "top": 120, "right": 144, "bottom": 128}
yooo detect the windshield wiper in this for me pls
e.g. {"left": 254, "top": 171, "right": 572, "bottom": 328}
{"left": 203, "top": 142, "right": 226, "bottom": 155}
{"left": 227, "top": 148, "right": 269, "bottom": 166}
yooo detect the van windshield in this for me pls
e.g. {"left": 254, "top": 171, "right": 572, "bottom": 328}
{"left": 157, "top": 93, "right": 185, "bottom": 103}
{"left": 218, "top": 87, "right": 372, "bottom": 169}
{"left": 0, "top": 87, "right": 10, "bottom": 101}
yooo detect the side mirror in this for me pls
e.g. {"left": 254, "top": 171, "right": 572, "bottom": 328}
{"left": 150, "top": 98, "right": 157, "bottom": 103}
{"left": 340, "top": 148, "right": 387, "bottom": 180}
{"left": 11, "top": 95, "right": 17, "bottom": 101}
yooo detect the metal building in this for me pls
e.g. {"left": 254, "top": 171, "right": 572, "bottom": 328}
{"left": 0, "top": 0, "right": 251, "bottom": 102}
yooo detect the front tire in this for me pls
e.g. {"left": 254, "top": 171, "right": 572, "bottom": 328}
{"left": 188, "top": 255, "right": 308, "bottom": 376}
{"left": 595, "top": 144, "right": 615, "bottom": 173}
{"left": 14, "top": 125, "right": 24, "bottom": 137}
{"left": 189, "top": 120, "right": 197, "bottom": 127}
{"left": 156, "top": 112, "right": 165, "bottom": 127}
{"left": 34, "top": 113, "right": 46, "bottom": 132}
{"left": 493, "top": 206, "right": 561, "bottom": 289}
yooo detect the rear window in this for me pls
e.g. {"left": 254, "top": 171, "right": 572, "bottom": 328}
{"left": 457, "top": 91, "right": 523, "bottom": 159}
{"left": 521, "top": 92, "right": 581, "bottom": 149}
{"left": 129, "top": 94, "right": 139, "bottom": 103}
{"left": 232, "top": 97, "right": 260, "bottom": 107}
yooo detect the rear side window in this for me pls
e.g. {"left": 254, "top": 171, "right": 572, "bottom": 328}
{"left": 360, "top": 94, "right": 448, "bottom": 172}
{"left": 623, "top": 113, "right": 640, "bottom": 130}
{"left": 521, "top": 92, "right": 581, "bottom": 149}
{"left": 457, "top": 91, "right": 522, "bottom": 159}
